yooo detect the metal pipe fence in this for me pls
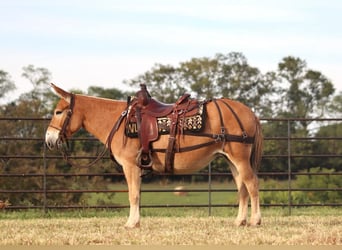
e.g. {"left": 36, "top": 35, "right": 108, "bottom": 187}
{"left": 0, "top": 117, "right": 341, "bottom": 215}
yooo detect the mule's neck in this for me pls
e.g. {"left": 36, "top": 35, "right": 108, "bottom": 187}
{"left": 76, "top": 95, "right": 127, "bottom": 144}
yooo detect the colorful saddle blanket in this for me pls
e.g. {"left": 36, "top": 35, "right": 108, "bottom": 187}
{"left": 125, "top": 103, "right": 205, "bottom": 138}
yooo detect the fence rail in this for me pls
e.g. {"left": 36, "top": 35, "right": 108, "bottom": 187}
{"left": 0, "top": 117, "right": 341, "bottom": 215}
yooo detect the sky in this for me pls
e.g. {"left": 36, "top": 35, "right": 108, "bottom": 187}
{"left": 1, "top": 0, "right": 342, "bottom": 101}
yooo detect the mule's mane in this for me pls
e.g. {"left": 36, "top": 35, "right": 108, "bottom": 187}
{"left": 76, "top": 94, "right": 126, "bottom": 104}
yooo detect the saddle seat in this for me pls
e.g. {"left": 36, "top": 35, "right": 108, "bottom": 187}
{"left": 144, "top": 99, "right": 173, "bottom": 117}
{"left": 141, "top": 94, "right": 191, "bottom": 117}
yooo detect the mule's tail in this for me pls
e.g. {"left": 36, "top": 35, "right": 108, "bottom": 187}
{"left": 251, "top": 116, "right": 263, "bottom": 172}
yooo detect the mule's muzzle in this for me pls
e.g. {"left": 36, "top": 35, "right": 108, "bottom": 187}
{"left": 45, "top": 130, "right": 61, "bottom": 150}
{"left": 46, "top": 137, "right": 56, "bottom": 150}
{"left": 46, "top": 137, "right": 65, "bottom": 151}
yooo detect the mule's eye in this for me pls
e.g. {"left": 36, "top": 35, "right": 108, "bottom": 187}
{"left": 55, "top": 110, "right": 63, "bottom": 115}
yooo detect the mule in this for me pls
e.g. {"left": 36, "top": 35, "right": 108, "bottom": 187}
{"left": 45, "top": 83, "right": 263, "bottom": 228}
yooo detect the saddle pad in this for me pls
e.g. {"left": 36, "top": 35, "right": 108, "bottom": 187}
{"left": 125, "top": 104, "right": 206, "bottom": 138}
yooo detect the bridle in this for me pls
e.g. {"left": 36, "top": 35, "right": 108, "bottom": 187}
{"left": 47, "top": 94, "right": 126, "bottom": 168}
{"left": 48, "top": 93, "right": 76, "bottom": 147}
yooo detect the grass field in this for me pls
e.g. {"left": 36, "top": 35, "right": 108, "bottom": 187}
{"left": 0, "top": 208, "right": 341, "bottom": 245}
{"left": 82, "top": 181, "right": 239, "bottom": 206}
{"left": 1, "top": 181, "right": 341, "bottom": 245}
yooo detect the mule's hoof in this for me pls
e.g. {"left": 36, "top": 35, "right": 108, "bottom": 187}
{"left": 234, "top": 219, "right": 247, "bottom": 227}
{"left": 124, "top": 222, "right": 140, "bottom": 229}
{"left": 249, "top": 218, "right": 261, "bottom": 226}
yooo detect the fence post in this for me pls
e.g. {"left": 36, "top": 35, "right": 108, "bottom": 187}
{"left": 287, "top": 119, "right": 292, "bottom": 215}
{"left": 43, "top": 132, "right": 47, "bottom": 213}
{"left": 208, "top": 162, "right": 212, "bottom": 216}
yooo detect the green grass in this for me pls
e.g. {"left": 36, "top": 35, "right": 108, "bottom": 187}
{"left": 1, "top": 206, "right": 341, "bottom": 221}
{"left": 1, "top": 180, "right": 341, "bottom": 220}
{"left": 1, "top": 180, "right": 341, "bottom": 245}
{"left": 82, "top": 181, "right": 238, "bottom": 207}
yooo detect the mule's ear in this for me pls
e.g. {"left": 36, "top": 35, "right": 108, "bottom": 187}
{"left": 50, "top": 83, "right": 71, "bottom": 103}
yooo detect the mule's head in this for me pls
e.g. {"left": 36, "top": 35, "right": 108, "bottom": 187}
{"left": 45, "top": 83, "right": 83, "bottom": 150}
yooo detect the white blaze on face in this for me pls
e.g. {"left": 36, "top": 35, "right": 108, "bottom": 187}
{"left": 45, "top": 127, "right": 60, "bottom": 150}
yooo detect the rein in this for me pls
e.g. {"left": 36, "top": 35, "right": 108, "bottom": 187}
{"left": 51, "top": 94, "right": 127, "bottom": 168}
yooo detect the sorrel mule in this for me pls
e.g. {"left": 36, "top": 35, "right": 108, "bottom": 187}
{"left": 45, "top": 83, "right": 263, "bottom": 228}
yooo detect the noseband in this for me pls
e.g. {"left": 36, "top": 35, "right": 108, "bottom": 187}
{"left": 48, "top": 94, "right": 75, "bottom": 145}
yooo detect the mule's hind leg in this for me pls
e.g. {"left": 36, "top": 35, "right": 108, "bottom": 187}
{"left": 230, "top": 164, "right": 249, "bottom": 226}
{"left": 228, "top": 157, "right": 261, "bottom": 226}
{"left": 237, "top": 161, "right": 261, "bottom": 226}
{"left": 244, "top": 168, "right": 261, "bottom": 226}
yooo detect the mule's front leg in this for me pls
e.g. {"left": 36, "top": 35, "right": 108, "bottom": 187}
{"left": 123, "top": 164, "right": 142, "bottom": 228}
{"left": 125, "top": 192, "right": 140, "bottom": 228}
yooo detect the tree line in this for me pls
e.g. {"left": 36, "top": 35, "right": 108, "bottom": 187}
{"left": 1, "top": 52, "right": 341, "bottom": 172}
{"left": 1, "top": 52, "right": 341, "bottom": 118}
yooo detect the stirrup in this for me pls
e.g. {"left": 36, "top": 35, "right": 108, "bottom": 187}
{"left": 136, "top": 149, "right": 153, "bottom": 170}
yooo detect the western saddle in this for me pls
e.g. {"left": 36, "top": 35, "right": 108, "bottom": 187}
{"left": 127, "top": 84, "right": 202, "bottom": 173}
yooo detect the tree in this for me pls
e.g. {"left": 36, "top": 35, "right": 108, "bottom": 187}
{"left": 312, "top": 123, "right": 342, "bottom": 171}
{"left": 273, "top": 57, "right": 336, "bottom": 171}
{"left": 126, "top": 64, "right": 188, "bottom": 103}
{"left": 327, "top": 91, "right": 342, "bottom": 118}
{"left": 215, "top": 52, "right": 270, "bottom": 115}
{"left": 180, "top": 56, "right": 219, "bottom": 99}
{"left": 0, "top": 70, "right": 15, "bottom": 100}
{"left": 252, "top": 56, "right": 336, "bottom": 173}
{"left": 20, "top": 65, "right": 57, "bottom": 115}
{"left": 180, "top": 52, "right": 276, "bottom": 116}
{"left": 277, "top": 56, "right": 335, "bottom": 119}
{"left": 87, "top": 86, "right": 126, "bottom": 100}
{"left": 22, "top": 65, "right": 51, "bottom": 88}
{"left": 126, "top": 52, "right": 273, "bottom": 117}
